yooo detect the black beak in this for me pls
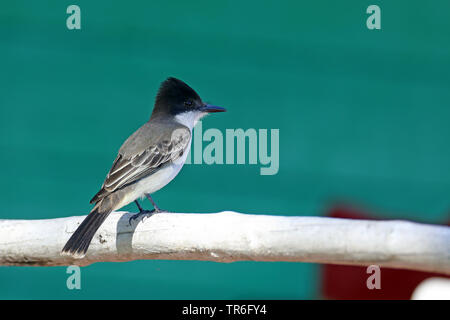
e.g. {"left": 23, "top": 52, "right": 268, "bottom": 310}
{"left": 200, "top": 104, "right": 226, "bottom": 113}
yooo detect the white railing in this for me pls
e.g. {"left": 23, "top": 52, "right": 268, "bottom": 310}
{"left": 0, "top": 211, "right": 449, "bottom": 274}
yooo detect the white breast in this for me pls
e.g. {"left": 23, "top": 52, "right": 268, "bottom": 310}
{"left": 116, "top": 139, "right": 191, "bottom": 209}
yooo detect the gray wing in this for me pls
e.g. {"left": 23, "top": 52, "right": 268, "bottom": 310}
{"left": 90, "top": 124, "right": 190, "bottom": 204}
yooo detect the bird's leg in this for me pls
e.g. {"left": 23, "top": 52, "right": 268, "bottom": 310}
{"left": 145, "top": 193, "right": 168, "bottom": 213}
{"left": 129, "top": 200, "right": 154, "bottom": 225}
{"left": 134, "top": 200, "right": 144, "bottom": 213}
{"left": 129, "top": 195, "right": 169, "bottom": 225}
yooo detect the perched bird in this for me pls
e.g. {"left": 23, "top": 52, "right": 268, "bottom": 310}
{"left": 61, "top": 77, "right": 226, "bottom": 258}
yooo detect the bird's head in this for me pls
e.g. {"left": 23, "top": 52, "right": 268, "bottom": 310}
{"left": 151, "top": 77, "right": 225, "bottom": 128}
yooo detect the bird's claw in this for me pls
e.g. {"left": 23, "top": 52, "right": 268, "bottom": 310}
{"left": 128, "top": 210, "right": 155, "bottom": 226}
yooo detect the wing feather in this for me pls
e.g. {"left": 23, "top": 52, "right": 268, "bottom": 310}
{"left": 90, "top": 126, "right": 190, "bottom": 204}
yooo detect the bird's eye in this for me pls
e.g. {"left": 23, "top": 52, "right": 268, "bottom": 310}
{"left": 184, "top": 99, "right": 193, "bottom": 107}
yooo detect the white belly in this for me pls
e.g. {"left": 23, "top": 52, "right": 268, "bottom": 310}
{"left": 116, "top": 142, "right": 191, "bottom": 209}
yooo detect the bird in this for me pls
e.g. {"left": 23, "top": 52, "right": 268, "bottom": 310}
{"left": 61, "top": 77, "right": 226, "bottom": 258}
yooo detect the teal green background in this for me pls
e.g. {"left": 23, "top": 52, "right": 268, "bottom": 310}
{"left": 1, "top": 1, "right": 449, "bottom": 299}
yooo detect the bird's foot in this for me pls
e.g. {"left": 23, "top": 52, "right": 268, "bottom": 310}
{"left": 128, "top": 210, "right": 155, "bottom": 225}
{"left": 128, "top": 208, "right": 171, "bottom": 225}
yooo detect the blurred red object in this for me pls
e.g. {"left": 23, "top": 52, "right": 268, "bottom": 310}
{"left": 321, "top": 205, "right": 450, "bottom": 300}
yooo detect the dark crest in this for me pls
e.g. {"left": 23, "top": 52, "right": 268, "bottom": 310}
{"left": 152, "top": 77, "right": 202, "bottom": 117}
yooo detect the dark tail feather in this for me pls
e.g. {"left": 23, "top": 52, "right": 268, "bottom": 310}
{"left": 61, "top": 201, "right": 112, "bottom": 259}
